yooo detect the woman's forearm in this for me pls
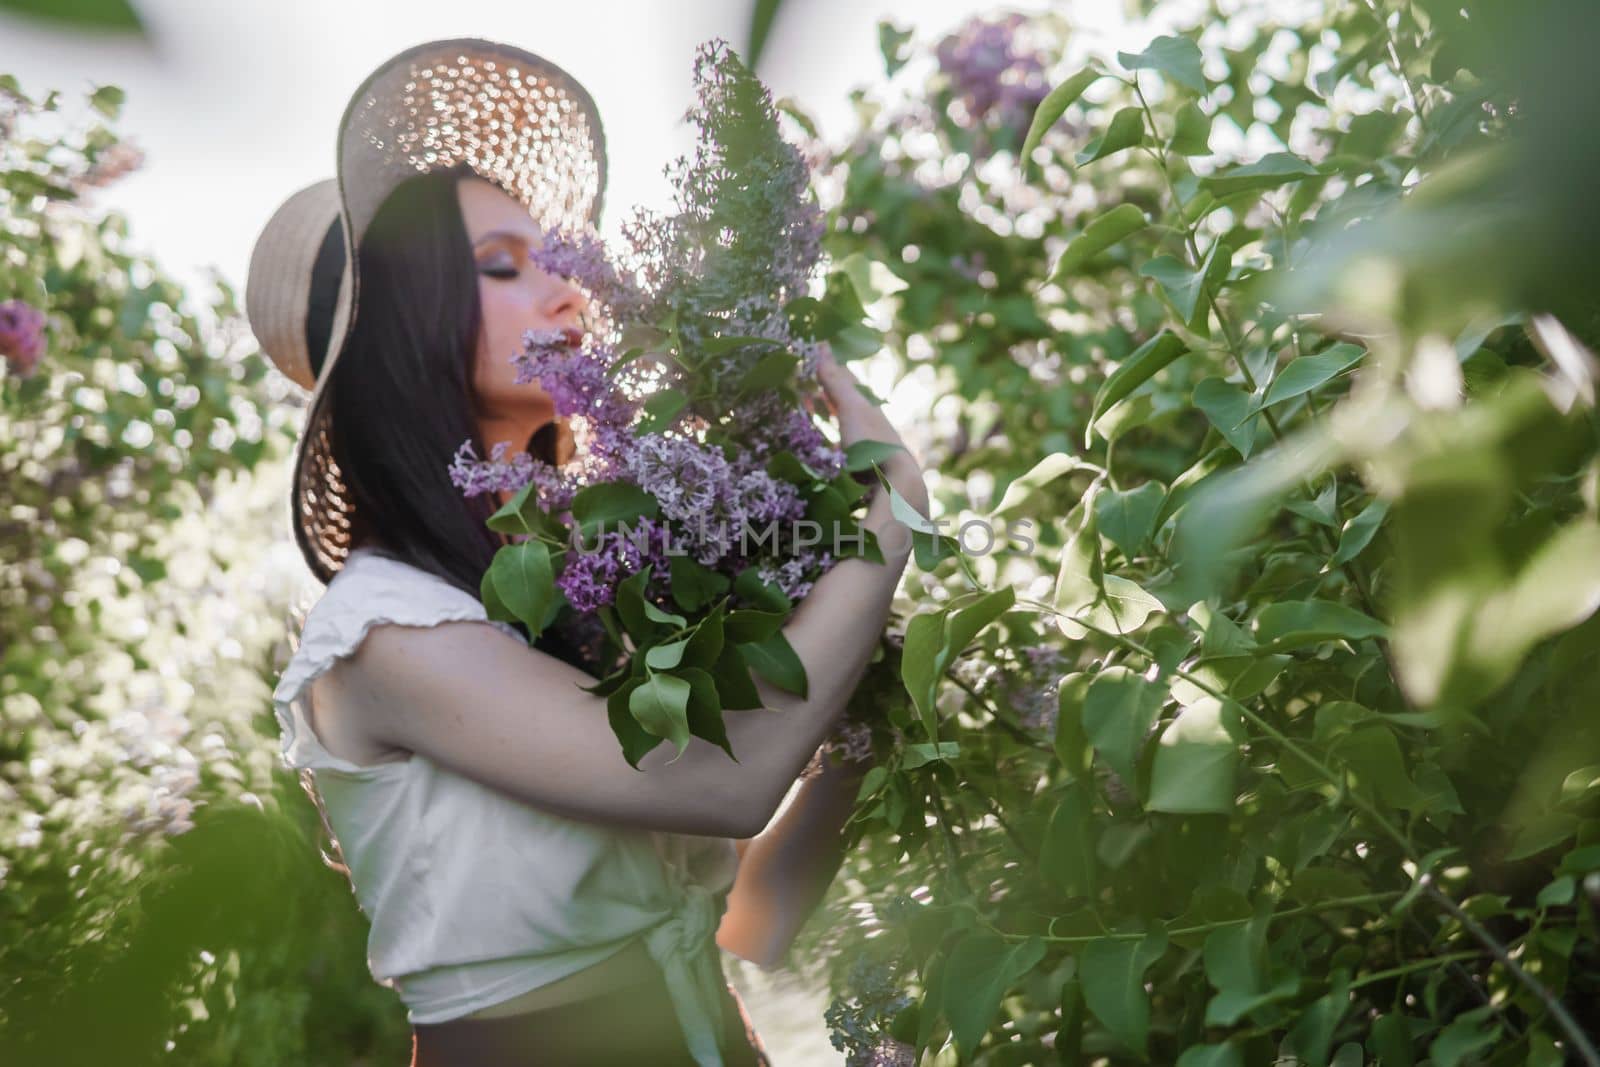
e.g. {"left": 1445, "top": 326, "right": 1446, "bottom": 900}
{"left": 725, "top": 743, "right": 872, "bottom": 967}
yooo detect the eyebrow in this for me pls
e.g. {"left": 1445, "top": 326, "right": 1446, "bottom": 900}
{"left": 472, "top": 229, "right": 530, "bottom": 248}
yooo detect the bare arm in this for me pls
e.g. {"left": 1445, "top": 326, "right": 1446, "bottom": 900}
{"left": 717, "top": 746, "right": 871, "bottom": 966}
{"left": 325, "top": 350, "right": 928, "bottom": 840}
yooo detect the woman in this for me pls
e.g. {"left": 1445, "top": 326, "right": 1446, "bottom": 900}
{"left": 245, "top": 39, "right": 930, "bottom": 1067}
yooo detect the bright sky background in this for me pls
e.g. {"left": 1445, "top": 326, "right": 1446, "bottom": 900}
{"left": 0, "top": 0, "right": 1098, "bottom": 297}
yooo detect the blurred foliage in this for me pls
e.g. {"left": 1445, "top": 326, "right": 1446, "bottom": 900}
{"left": 0, "top": 78, "right": 409, "bottom": 1062}
{"left": 781, "top": 2, "right": 1600, "bottom": 1064}
{"left": 0, "top": 0, "right": 144, "bottom": 32}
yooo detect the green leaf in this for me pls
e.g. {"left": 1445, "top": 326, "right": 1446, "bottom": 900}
{"left": 1329, "top": 498, "right": 1389, "bottom": 568}
{"left": 629, "top": 672, "right": 693, "bottom": 759}
{"left": 902, "top": 609, "right": 947, "bottom": 733}
{"left": 488, "top": 541, "right": 559, "bottom": 638}
{"left": 1095, "top": 482, "right": 1166, "bottom": 560}
{"left": 636, "top": 388, "right": 688, "bottom": 433}
{"left": 1074, "top": 106, "right": 1147, "bottom": 166}
{"left": 1082, "top": 667, "right": 1166, "bottom": 787}
{"left": 1020, "top": 67, "right": 1105, "bottom": 167}
{"left": 1048, "top": 505, "right": 1095, "bottom": 628}
{"left": 1118, "top": 35, "right": 1206, "bottom": 93}
{"left": 902, "top": 588, "right": 1015, "bottom": 739}
{"left": 737, "top": 350, "right": 800, "bottom": 393}
{"left": 992, "top": 452, "right": 1087, "bottom": 520}
{"left": 1536, "top": 875, "right": 1575, "bottom": 907}
{"left": 1192, "top": 377, "right": 1261, "bottom": 459}
{"left": 1286, "top": 973, "right": 1351, "bottom": 1066}
{"left": 1368, "top": 1014, "right": 1417, "bottom": 1067}
{"left": 679, "top": 666, "right": 734, "bottom": 761}
{"left": 1041, "top": 781, "right": 1097, "bottom": 897}
{"left": 645, "top": 638, "right": 689, "bottom": 670}
{"left": 831, "top": 322, "right": 884, "bottom": 360}
{"left": 1147, "top": 697, "right": 1239, "bottom": 814}
{"left": 710, "top": 643, "right": 764, "bottom": 711}
{"left": 89, "top": 84, "right": 127, "bottom": 119}
{"left": 1253, "top": 599, "right": 1387, "bottom": 650}
{"left": 680, "top": 606, "right": 725, "bottom": 671}
{"left": 1050, "top": 203, "right": 1149, "bottom": 282}
{"left": 1087, "top": 331, "right": 1188, "bottom": 446}
{"left": 900, "top": 741, "right": 961, "bottom": 770}
{"left": 941, "top": 932, "right": 1047, "bottom": 1061}
{"left": 641, "top": 597, "right": 687, "bottom": 628}
{"left": 733, "top": 566, "right": 791, "bottom": 614}
{"left": 1329, "top": 725, "right": 1428, "bottom": 809}
{"left": 486, "top": 480, "right": 567, "bottom": 540}
{"left": 1138, "top": 240, "right": 1228, "bottom": 323}
{"left": 1456, "top": 520, "right": 1600, "bottom": 699}
{"left": 1263, "top": 343, "right": 1365, "bottom": 407}
{"left": 1054, "top": 673, "right": 1093, "bottom": 782}
{"left": 570, "top": 482, "right": 659, "bottom": 538}
{"left": 842, "top": 438, "right": 905, "bottom": 472}
{"left": 614, "top": 566, "right": 659, "bottom": 642}
{"left": 1428, "top": 1006, "right": 1501, "bottom": 1067}
{"left": 669, "top": 555, "right": 730, "bottom": 613}
{"left": 833, "top": 250, "right": 908, "bottom": 304}
{"left": 1167, "top": 423, "right": 1344, "bottom": 605}
{"left": 723, "top": 609, "right": 786, "bottom": 644}
{"left": 738, "top": 631, "right": 807, "bottom": 698}
{"left": 944, "top": 587, "right": 1016, "bottom": 667}
{"left": 1176, "top": 1044, "right": 1243, "bottom": 1067}
{"left": 607, "top": 679, "right": 663, "bottom": 768}
{"left": 1170, "top": 102, "right": 1212, "bottom": 155}
{"left": 1199, "top": 152, "right": 1321, "bottom": 197}
{"left": 1202, "top": 906, "right": 1268, "bottom": 1002}
{"left": 1079, "top": 926, "right": 1169, "bottom": 1056}
{"left": 1205, "top": 976, "right": 1301, "bottom": 1027}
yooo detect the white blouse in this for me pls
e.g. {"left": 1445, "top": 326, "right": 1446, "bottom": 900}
{"left": 271, "top": 546, "right": 741, "bottom": 1066}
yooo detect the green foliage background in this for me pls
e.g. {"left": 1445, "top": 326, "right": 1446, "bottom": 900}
{"left": 791, "top": 2, "right": 1600, "bottom": 1065}
{"left": 4, "top": 1, "right": 1600, "bottom": 1065}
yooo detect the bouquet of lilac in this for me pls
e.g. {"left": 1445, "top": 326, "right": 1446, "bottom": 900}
{"left": 447, "top": 40, "right": 915, "bottom": 767}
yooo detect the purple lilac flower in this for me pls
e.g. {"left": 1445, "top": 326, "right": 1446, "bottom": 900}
{"left": 935, "top": 13, "right": 1051, "bottom": 134}
{"left": 1024, "top": 643, "right": 1068, "bottom": 674}
{"left": 513, "top": 328, "right": 639, "bottom": 465}
{"left": 526, "top": 229, "right": 650, "bottom": 324}
{"left": 559, "top": 515, "right": 675, "bottom": 611}
{"left": 783, "top": 407, "right": 847, "bottom": 480}
{"left": 652, "top": 39, "right": 826, "bottom": 314}
{"left": 757, "top": 545, "right": 836, "bottom": 601}
{"left": 1018, "top": 675, "right": 1062, "bottom": 737}
{"left": 624, "top": 434, "right": 731, "bottom": 526}
{"left": 557, "top": 537, "right": 622, "bottom": 613}
{"left": 824, "top": 720, "right": 875, "bottom": 764}
{"left": 0, "top": 299, "right": 46, "bottom": 378}
{"left": 729, "top": 464, "right": 806, "bottom": 527}
{"left": 448, "top": 439, "right": 581, "bottom": 513}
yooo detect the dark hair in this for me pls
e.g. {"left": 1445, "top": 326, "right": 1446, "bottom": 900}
{"left": 323, "top": 163, "right": 599, "bottom": 675}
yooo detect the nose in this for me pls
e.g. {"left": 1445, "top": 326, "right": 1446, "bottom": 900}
{"left": 540, "top": 278, "right": 587, "bottom": 330}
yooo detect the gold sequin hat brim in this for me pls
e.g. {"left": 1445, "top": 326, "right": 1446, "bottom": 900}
{"left": 291, "top": 38, "right": 608, "bottom": 585}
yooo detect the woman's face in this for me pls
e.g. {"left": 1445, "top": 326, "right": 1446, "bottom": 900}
{"left": 456, "top": 175, "right": 588, "bottom": 459}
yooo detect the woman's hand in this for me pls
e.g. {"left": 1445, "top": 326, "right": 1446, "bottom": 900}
{"left": 815, "top": 345, "right": 930, "bottom": 517}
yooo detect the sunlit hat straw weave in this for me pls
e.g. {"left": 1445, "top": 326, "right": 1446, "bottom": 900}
{"left": 245, "top": 38, "right": 608, "bottom": 585}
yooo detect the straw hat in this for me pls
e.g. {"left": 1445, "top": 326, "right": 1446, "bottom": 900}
{"left": 245, "top": 38, "right": 608, "bottom": 585}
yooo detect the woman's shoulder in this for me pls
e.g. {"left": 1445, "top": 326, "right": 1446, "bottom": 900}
{"left": 273, "top": 546, "right": 519, "bottom": 711}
